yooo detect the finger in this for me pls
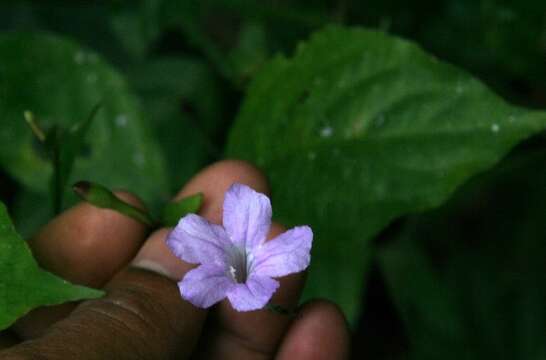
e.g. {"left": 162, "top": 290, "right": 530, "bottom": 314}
{"left": 1, "top": 268, "right": 203, "bottom": 360}
{"left": 276, "top": 300, "right": 350, "bottom": 360}
{"left": 12, "top": 192, "right": 149, "bottom": 339}
{"left": 1, "top": 160, "right": 271, "bottom": 359}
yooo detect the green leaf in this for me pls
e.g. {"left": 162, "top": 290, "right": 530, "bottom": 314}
{"left": 109, "top": 0, "right": 163, "bottom": 60}
{"left": 127, "top": 57, "right": 227, "bottom": 193}
{"left": 11, "top": 189, "right": 50, "bottom": 240}
{"left": 73, "top": 181, "right": 154, "bottom": 227}
{"left": 226, "top": 26, "right": 546, "bottom": 321}
{"left": 379, "top": 145, "right": 546, "bottom": 358}
{"left": 160, "top": 193, "right": 203, "bottom": 227}
{"left": 0, "top": 32, "right": 168, "bottom": 209}
{"left": 0, "top": 201, "right": 103, "bottom": 331}
{"left": 378, "top": 235, "right": 472, "bottom": 359}
{"left": 227, "top": 21, "right": 268, "bottom": 84}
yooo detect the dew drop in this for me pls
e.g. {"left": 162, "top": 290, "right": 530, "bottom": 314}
{"left": 320, "top": 126, "right": 333, "bottom": 138}
{"left": 115, "top": 114, "right": 128, "bottom": 127}
{"left": 491, "top": 123, "right": 500, "bottom": 133}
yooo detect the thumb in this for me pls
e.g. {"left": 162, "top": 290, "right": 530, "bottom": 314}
{"left": 2, "top": 266, "right": 205, "bottom": 360}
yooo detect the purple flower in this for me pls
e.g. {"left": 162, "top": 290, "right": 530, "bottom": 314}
{"left": 166, "top": 183, "right": 313, "bottom": 311}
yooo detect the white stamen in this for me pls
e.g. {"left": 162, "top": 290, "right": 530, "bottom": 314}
{"left": 229, "top": 266, "right": 237, "bottom": 281}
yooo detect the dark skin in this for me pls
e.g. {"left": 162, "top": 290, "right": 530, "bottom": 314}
{"left": 0, "top": 160, "right": 350, "bottom": 359}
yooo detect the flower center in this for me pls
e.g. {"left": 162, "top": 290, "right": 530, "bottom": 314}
{"left": 227, "top": 248, "right": 251, "bottom": 283}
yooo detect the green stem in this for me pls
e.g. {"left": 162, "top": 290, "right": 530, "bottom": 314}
{"left": 23, "top": 111, "right": 46, "bottom": 142}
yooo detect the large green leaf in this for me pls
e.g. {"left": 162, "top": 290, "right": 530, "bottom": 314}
{"left": 0, "top": 201, "right": 103, "bottom": 331}
{"left": 0, "top": 32, "right": 168, "bottom": 208}
{"left": 226, "top": 26, "right": 546, "bottom": 321}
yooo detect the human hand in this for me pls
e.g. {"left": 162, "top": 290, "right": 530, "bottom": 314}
{"left": 0, "top": 160, "right": 349, "bottom": 359}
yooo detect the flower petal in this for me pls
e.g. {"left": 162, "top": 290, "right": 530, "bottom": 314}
{"left": 223, "top": 183, "right": 272, "bottom": 250}
{"left": 250, "top": 226, "right": 313, "bottom": 278}
{"left": 179, "top": 263, "right": 235, "bottom": 308}
{"left": 166, "top": 214, "right": 231, "bottom": 265}
{"left": 226, "top": 274, "right": 279, "bottom": 311}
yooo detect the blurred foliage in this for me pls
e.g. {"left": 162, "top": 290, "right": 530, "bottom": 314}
{"left": 0, "top": 32, "right": 168, "bottom": 235}
{"left": 379, "top": 144, "right": 546, "bottom": 359}
{"left": 0, "top": 0, "right": 545, "bottom": 358}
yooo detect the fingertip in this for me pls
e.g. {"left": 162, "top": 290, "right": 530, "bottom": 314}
{"left": 29, "top": 190, "right": 148, "bottom": 287}
{"left": 277, "top": 300, "right": 350, "bottom": 360}
{"left": 175, "top": 159, "right": 269, "bottom": 224}
{"left": 298, "top": 300, "right": 349, "bottom": 334}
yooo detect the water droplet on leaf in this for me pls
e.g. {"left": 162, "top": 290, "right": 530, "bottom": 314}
{"left": 320, "top": 126, "right": 333, "bottom": 138}
{"left": 115, "top": 114, "right": 128, "bottom": 127}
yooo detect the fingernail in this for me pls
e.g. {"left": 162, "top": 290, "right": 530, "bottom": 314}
{"left": 131, "top": 228, "right": 194, "bottom": 281}
{"left": 131, "top": 259, "right": 175, "bottom": 280}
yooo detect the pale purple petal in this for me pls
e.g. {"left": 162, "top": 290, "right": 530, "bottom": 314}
{"left": 179, "top": 263, "right": 235, "bottom": 308}
{"left": 223, "top": 183, "right": 272, "bottom": 250}
{"left": 250, "top": 226, "right": 312, "bottom": 278}
{"left": 226, "top": 274, "right": 279, "bottom": 311}
{"left": 166, "top": 214, "right": 231, "bottom": 265}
